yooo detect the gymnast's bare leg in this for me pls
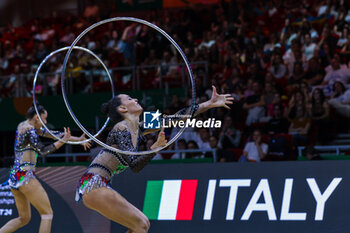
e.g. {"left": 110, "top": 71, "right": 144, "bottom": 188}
{"left": 83, "top": 187, "right": 150, "bottom": 233}
{"left": 0, "top": 179, "right": 53, "bottom": 233}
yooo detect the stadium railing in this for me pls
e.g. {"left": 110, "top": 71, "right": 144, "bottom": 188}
{"left": 32, "top": 148, "right": 218, "bottom": 164}
{"left": 297, "top": 145, "right": 350, "bottom": 156}
{"left": 0, "top": 61, "right": 208, "bottom": 97}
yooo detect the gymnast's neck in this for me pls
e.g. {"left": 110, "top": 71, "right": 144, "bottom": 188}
{"left": 123, "top": 113, "right": 140, "bottom": 132}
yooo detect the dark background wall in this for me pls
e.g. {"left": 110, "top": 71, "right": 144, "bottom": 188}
{"left": 0, "top": 0, "right": 78, "bottom": 27}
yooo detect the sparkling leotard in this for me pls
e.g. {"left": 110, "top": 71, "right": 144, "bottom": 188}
{"left": 9, "top": 127, "right": 62, "bottom": 189}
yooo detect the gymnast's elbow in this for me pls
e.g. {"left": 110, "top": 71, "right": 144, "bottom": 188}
{"left": 40, "top": 151, "right": 51, "bottom": 157}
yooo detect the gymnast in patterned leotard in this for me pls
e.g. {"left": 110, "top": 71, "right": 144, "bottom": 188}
{"left": 77, "top": 86, "right": 234, "bottom": 233}
{"left": 0, "top": 104, "right": 90, "bottom": 233}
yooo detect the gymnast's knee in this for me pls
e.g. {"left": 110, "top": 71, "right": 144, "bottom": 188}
{"left": 41, "top": 211, "right": 53, "bottom": 221}
{"left": 18, "top": 215, "right": 31, "bottom": 227}
{"left": 135, "top": 218, "right": 150, "bottom": 233}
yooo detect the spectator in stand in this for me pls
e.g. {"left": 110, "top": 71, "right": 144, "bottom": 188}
{"left": 4, "top": 64, "right": 20, "bottom": 97}
{"left": 266, "top": 104, "right": 290, "bottom": 135}
{"left": 205, "top": 135, "right": 232, "bottom": 162}
{"left": 33, "top": 25, "right": 55, "bottom": 43}
{"left": 305, "top": 58, "right": 324, "bottom": 86}
{"left": 280, "top": 18, "right": 291, "bottom": 44}
{"left": 246, "top": 63, "right": 265, "bottom": 83}
{"left": 318, "top": 24, "right": 338, "bottom": 56}
{"left": 264, "top": 33, "right": 279, "bottom": 55}
{"left": 172, "top": 139, "right": 187, "bottom": 160}
{"left": 13, "top": 44, "right": 26, "bottom": 62}
{"left": 243, "top": 81, "right": 265, "bottom": 126}
{"left": 330, "top": 81, "right": 347, "bottom": 99}
{"left": 259, "top": 81, "right": 277, "bottom": 123}
{"left": 267, "top": 92, "right": 287, "bottom": 118}
{"left": 269, "top": 54, "right": 287, "bottom": 80}
{"left": 218, "top": 115, "right": 241, "bottom": 149}
{"left": 262, "top": 82, "right": 276, "bottom": 110}
{"left": 300, "top": 81, "right": 311, "bottom": 104}
{"left": 340, "top": 26, "right": 350, "bottom": 56}
{"left": 303, "top": 33, "right": 317, "bottom": 61}
{"left": 35, "top": 42, "right": 48, "bottom": 65}
{"left": 283, "top": 40, "right": 305, "bottom": 78}
{"left": 186, "top": 140, "right": 203, "bottom": 159}
{"left": 322, "top": 55, "right": 350, "bottom": 90}
{"left": 337, "top": 26, "right": 349, "bottom": 48}
{"left": 242, "top": 129, "right": 268, "bottom": 162}
{"left": 118, "top": 23, "right": 140, "bottom": 65}
{"left": 308, "top": 88, "right": 330, "bottom": 121}
{"left": 155, "top": 50, "right": 174, "bottom": 84}
{"left": 286, "top": 90, "right": 307, "bottom": 120}
{"left": 107, "top": 30, "right": 119, "bottom": 49}
{"left": 287, "top": 62, "right": 306, "bottom": 93}
{"left": 46, "top": 64, "right": 60, "bottom": 95}
{"left": 299, "top": 16, "right": 319, "bottom": 40}
{"left": 3, "top": 41, "right": 14, "bottom": 68}
{"left": 197, "top": 31, "right": 216, "bottom": 50}
{"left": 195, "top": 128, "right": 211, "bottom": 150}
{"left": 325, "top": 53, "right": 348, "bottom": 72}
{"left": 243, "top": 78, "right": 255, "bottom": 98}
{"left": 289, "top": 105, "right": 311, "bottom": 146}
{"left": 317, "top": 41, "right": 333, "bottom": 69}
{"left": 59, "top": 26, "right": 75, "bottom": 45}
{"left": 329, "top": 81, "right": 350, "bottom": 118}
{"left": 308, "top": 88, "right": 330, "bottom": 144}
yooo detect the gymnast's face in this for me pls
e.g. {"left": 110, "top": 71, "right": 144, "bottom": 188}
{"left": 34, "top": 111, "right": 47, "bottom": 128}
{"left": 118, "top": 94, "right": 143, "bottom": 115}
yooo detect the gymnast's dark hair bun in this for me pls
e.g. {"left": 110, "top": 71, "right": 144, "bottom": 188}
{"left": 26, "top": 102, "right": 46, "bottom": 119}
{"left": 101, "top": 102, "right": 109, "bottom": 114}
{"left": 101, "top": 96, "right": 123, "bottom": 123}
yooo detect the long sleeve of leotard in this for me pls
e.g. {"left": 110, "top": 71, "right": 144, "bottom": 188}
{"left": 111, "top": 128, "right": 156, "bottom": 173}
{"left": 26, "top": 129, "right": 57, "bottom": 156}
{"left": 37, "top": 127, "right": 64, "bottom": 139}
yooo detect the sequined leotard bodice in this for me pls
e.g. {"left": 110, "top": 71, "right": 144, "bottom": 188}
{"left": 86, "top": 103, "right": 199, "bottom": 179}
{"left": 86, "top": 124, "right": 150, "bottom": 180}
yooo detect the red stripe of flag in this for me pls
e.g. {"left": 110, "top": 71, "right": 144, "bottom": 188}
{"left": 176, "top": 180, "right": 198, "bottom": 220}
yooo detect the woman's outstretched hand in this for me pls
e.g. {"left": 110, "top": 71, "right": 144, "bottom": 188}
{"left": 62, "top": 127, "right": 71, "bottom": 142}
{"left": 151, "top": 128, "right": 167, "bottom": 150}
{"left": 79, "top": 133, "right": 91, "bottom": 151}
{"left": 208, "top": 85, "right": 234, "bottom": 109}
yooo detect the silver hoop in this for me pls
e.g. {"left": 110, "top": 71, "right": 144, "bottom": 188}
{"left": 33, "top": 46, "right": 115, "bottom": 144}
{"left": 61, "top": 17, "right": 196, "bottom": 155}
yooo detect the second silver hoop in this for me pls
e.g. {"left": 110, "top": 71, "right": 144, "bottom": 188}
{"left": 33, "top": 46, "right": 115, "bottom": 144}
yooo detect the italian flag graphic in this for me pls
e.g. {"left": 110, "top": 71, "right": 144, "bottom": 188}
{"left": 143, "top": 180, "right": 198, "bottom": 220}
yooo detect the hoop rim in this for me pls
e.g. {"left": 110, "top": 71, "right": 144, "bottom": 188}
{"left": 61, "top": 17, "right": 196, "bottom": 155}
{"left": 33, "top": 46, "right": 115, "bottom": 144}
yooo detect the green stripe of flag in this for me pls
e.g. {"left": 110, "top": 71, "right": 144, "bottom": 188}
{"left": 143, "top": 180, "right": 163, "bottom": 220}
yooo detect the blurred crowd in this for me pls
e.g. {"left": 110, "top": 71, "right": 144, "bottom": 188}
{"left": 1, "top": 0, "right": 350, "bottom": 162}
